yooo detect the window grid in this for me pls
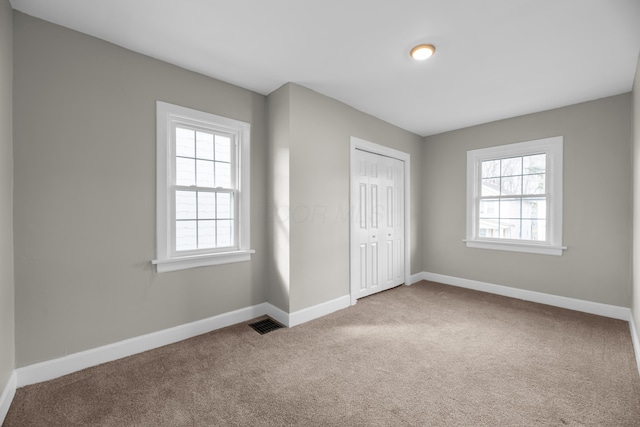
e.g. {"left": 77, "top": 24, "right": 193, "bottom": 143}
{"left": 173, "top": 125, "right": 237, "bottom": 254}
{"left": 477, "top": 154, "right": 547, "bottom": 242}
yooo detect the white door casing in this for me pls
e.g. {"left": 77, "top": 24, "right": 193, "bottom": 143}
{"left": 350, "top": 138, "right": 410, "bottom": 304}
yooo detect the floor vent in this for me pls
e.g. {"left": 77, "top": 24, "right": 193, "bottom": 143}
{"left": 249, "top": 318, "right": 284, "bottom": 335}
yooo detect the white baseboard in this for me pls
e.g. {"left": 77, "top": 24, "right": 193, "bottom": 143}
{"left": 407, "top": 272, "right": 425, "bottom": 286}
{"left": 630, "top": 315, "right": 640, "bottom": 375}
{"left": 422, "top": 272, "right": 631, "bottom": 321}
{"left": 0, "top": 371, "right": 16, "bottom": 425}
{"left": 16, "top": 302, "right": 272, "bottom": 388}
{"left": 289, "top": 295, "right": 350, "bottom": 327}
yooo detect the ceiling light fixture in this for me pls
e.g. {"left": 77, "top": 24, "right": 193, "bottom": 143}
{"left": 410, "top": 44, "right": 436, "bottom": 61}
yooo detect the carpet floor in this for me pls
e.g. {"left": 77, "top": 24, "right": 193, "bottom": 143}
{"left": 4, "top": 281, "right": 640, "bottom": 426}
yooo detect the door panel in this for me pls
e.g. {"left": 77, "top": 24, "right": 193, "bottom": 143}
{"left": 386, "top": 239, "right": 394, "bottom": 282}
{"left": 371, "top": 184, "right": 378, "bottom": 229}
{"left": 359, "top": 244, "right": 367, "bottom": 290}
{"left": 370, "top": 242, "right": 379, "bottom": 289}
{"left": 359, "top": 183, "right": 366, "bottom": 229}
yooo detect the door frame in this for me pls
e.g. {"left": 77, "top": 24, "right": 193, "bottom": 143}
{"left": 349, "top": 137, "right": 411, "bottom": 305}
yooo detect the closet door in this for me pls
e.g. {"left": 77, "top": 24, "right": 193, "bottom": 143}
{"left": 352, "top": 149, "right": 404, "bottom": 300}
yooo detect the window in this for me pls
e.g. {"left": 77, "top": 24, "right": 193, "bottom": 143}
{"left": 466, "top": 136, "right": 564, "bottom": 256}
{"left": 153, "top": 101, "right": 253, "bottom": 272}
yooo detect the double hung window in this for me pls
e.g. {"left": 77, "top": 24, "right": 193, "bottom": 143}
{"left": 153, "top": 101, "right": 252, "bottom": 272}
{"left": 466, "top": 136, "right": 564, "bottom": 256}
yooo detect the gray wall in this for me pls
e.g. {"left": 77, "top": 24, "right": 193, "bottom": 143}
{"left": 271, "top": 83, "right": 424, "bottom": 312}
{"left": 13, "top": 12, "right": 268, "bottom": 366}
{"left": 0, "top": 0, "right": 14, "bottom": 392}
{"left": 423, "top": 94, "right": 633, "bottom": 307}
{"left": 266, "top": 84, "right": 291, "bottom": 312}
{"left": 633, "top": 55, "right": 640, "bottom": 331}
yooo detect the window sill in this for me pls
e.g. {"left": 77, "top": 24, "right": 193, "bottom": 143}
{"left": 464, "top": 239, "right": 565, "bottom": 256}
{"left": 152, "top": 250, "right": 255, "bottom": 273}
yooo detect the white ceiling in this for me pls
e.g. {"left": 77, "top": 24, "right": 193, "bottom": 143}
{"left": 9, "top": 0, "right": 640, "bottom": 136}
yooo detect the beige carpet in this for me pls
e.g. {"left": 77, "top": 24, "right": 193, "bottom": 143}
{"left": 4, "top": 281, "right": 640, "bottom": 426}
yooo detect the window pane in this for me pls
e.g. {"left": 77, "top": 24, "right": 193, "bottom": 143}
{"left": 523, "top": 154, "right": 545, "bottom": 174}
{"left": 501, "top": 176, "right": 522, "bottom": 196}
{"left": 482, "top": 160, "right": 501, "bottom": 178}
{"left": 176, "top": 220, "right": 197, "bottom": 251}
{"left": 479, "top": 219, "right": 500, "bottom": 238}
{"left": 217, "top": 193, "right": 233, "bottom": 219}
{"left": 176, "top": 157, "right": 195, "bottom": 186}
{"left": 215, "top": 135, "right": 231, "bottom": 162}
{"left": 501, "top": 157, "right": 522, "bottom": 176}
{"left": 522, "top": 219, "right": 546, "bottom": 241}
{"left": 522, "top": 198, "right": 546, "bottom": 219}
{"left": 196, "top": 131, "right": 214, "bottom": 160}
{"left": 479, "top": 199, "right": 499, "bottom": 218}
{"left": 217, "top": 219, "right": 234, "bottom": 247}
{"left": 196, "top": 159, "right": 215, "bottom": 187}
{"left": 500, "top": 218, "right": 521, "bottom": 239}
{"left": 198, "top": 220, "right": 216, "bottom": 248}
{"left": 215, "top": 162, "right": 231, "bottom": 188}
{"left": 176, "top": 191, "right": 197, "bottom": 219}
{"left": 176, "top": 128, "right": 195, "bottom": 158}
{"left": 198, "top": 192, "right": 216, "bottom": 220}
{"left": 499, "top": 199, "right": 521, "bottom": 219}
{"left": 523, "top": 173, "right": 545, "bottom": 195}
{"left": 481, "top": 178, "right": 500, "bottom": 196}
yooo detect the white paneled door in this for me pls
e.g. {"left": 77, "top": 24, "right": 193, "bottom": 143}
{"left": 352, "top": 148, "right": 405, "bottom": 300}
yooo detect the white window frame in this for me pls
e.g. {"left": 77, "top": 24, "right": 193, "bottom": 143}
{"left": 152, "top": 101, "right": 253, "bottom": 273}
{"left": 466, "top": 136, "right": 565, "bottom": 256}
